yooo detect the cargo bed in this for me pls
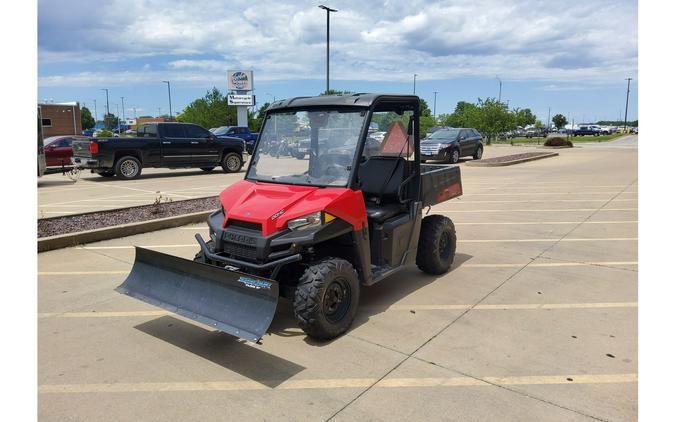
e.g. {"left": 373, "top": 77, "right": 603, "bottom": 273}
{"left": 420, "top": 164, "right": 462, "bottom": 207}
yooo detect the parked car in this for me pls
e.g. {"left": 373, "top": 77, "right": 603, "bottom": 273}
{"left": 211, "top": 126, "right": 259, "bottom": 154}
{"left": 72, "top": 122, "right": 247, "bottom": 180}
{"left": 420, "top": 127, "right": 483, "bottom": 164}
{"left": 43, "top": 135, "right": 90, "bottom": 167}
{"left": 572, "top": 126, "right": 601, "bottom": 136}
{"left": 524, "top": 127, "right": 548, "bottom": 138}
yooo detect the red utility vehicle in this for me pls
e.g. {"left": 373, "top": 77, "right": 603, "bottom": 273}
{"left": 117, "top": 94, "right": 463, "bottom": 342}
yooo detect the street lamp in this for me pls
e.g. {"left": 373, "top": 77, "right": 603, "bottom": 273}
{"left": 266, "top": 92, "right": 276, "bottom": 102}
{"left": 433, "top": 91, "right": 438, "bottom": 119}
{"left": 92, "top": 99, "right": 98, "bottom": 122}
{"left": 495, "top": 76, "right": 502, "bottom": 102}
{"left": 318, "top": 5, "right": 338, "bottom": 94}
{"left": 120, "top": 96, "right": 125, "bottom": 124}
{"left": 101, "top": 88, "right": 110, "bottom": 116}
{"left": 162, "top": 80, "right": 173, "bottom": 119}
{"left": 623, "top": 77, "right": 632, "bottom": 132}
{"left": 413, "top": 74, "right": 418, "bottom": 94}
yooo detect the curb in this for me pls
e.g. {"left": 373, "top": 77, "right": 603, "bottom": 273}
{"left": 466, "top": 152, "right": 559, "bottom": 167}
{"left": 38, "top": 210, "right": 211, "bottom": 253}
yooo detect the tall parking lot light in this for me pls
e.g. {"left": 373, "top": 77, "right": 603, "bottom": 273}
{"left": 623, "top": 77, "right": 632, "bottom": 132}
{"left": 433, "top": 91, "right": 438, "bottom": 119}
{"left": 496, "top": 76, "right": 502, "bottom": 102}
{"left": 318, "top": 5, "right": 338, "bottom": 94}
{"left": 162, "top": 81, "right": 173, "bottom": 119}
{"left": 101, "top": 88, "right": 110, "bottom": 116}
{"left": 120, "top": 97, "right": 126, "bottom": 125}
{"left": 413, "top": 74, "right": 418, "bottom": 94}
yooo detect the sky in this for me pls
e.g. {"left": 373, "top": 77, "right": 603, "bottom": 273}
{"left": 37, "top": 0, "right": 638, "bottom": 124}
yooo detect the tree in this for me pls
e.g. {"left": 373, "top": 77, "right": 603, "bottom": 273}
{"left": 473, "top": 98, "right": 515, "bottom": 144}
{"left": 177, "top": 87, "right": 238, "bottom": 129}
{"left": 534, "top": 120, "right": 543, "bottom": 129}
{"left": 80, "top": 106, "right": 95, "bottom": 130}
{"left": 439, "top": 101, "right": 481, "bottom": 128}
{"left": 103, "top": 113, "right": 119, "bottom": 130}
{"left": 552, "top": 114, "right": 568, "bottom": 129}
{"left": 513, "top": 108, "right": 536, "bottom": 127}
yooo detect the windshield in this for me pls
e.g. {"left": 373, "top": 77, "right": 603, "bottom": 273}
{"left": 248, "top": 109, "right": 367, "bottom": 186}
{"left": 427, "top": 128, "right": 460, "bottom": 140}
{"left": 212, "top": 126, "right": 232, "bottom": 135}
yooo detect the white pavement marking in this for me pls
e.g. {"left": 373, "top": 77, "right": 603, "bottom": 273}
{"left": 38, "top": 373, "right": 637, "bottom": 394}
{"left": 435, "top": 208, "right": 637, "bottom": 213}
{"left": 463, "top": 261, "right": 637, "bottom": 268}
{"left": 37, "top": 302, "right": 637, "bottom": 319}
{"left": 458, "top": 237, "right": 636, "bottom": 243}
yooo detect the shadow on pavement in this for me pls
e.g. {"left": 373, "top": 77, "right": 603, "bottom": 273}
{"left": 134, "top": 315, "right": 305, "bottom": 387}
{"left": 267, "top": 252, "right": 474, "bottom": 346}
{"left": 80, "top": 169, "right": 243, "bottom": 183}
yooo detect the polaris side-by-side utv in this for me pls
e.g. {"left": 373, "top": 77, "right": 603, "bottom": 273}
{"left": 117, "top": 93, "right": 463, "bottom": 342}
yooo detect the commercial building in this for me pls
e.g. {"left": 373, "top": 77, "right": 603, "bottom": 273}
{"left": 39, "top": 102, "right": 81, "bottom": 137}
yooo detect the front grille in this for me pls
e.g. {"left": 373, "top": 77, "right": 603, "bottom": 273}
{"left": 226, "top": 219, "right": 262, "bottom": 232}
{"left": 222, "top": 241, "right": 258, "bottom": 260}
{"left": 420, "top": 144, "right": 441, "bottom": 155}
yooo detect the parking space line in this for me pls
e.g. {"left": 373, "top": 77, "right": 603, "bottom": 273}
{"left": 459, "top": 237, "right": 636, "bottom": 243}
{"left": 37, "top": 302, "right": 637, "bottom": 319}
{"left": 38, "top": 373, "right": 637, "bottom": 394}
{"left": 452, "top": 199, "right": 636, "bottom": 204}
{"left": 38, "top": 270, "right": 129, "bottom": 276}
{"left": 435, "top": 208, "right": 637, "bottom": 213}
{"left": 460, "top": 192, "right": 637, "bottom": 196}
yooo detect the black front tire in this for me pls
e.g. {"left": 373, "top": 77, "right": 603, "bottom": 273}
{"left": 416, "top": 215, "right": 456, "bottom": 275}
{"left": 473, "top": 145, "right": 483, "bottom": 160}
{"left": 222, "top": 152, "right": 243, "bottom": 173}
{"left": 448, "top": 149, "right": 460, "bottom": 164}
{"left": 114, "top": 156, "right": 142, "bottom": 180}
{"left": 294, "top": 258, "right": 360, "bottom": 340}
{"left": 200, "top": 167, "right": 215, "bottom": 172}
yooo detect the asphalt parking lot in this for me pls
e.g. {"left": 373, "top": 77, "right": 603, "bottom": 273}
{"left": 38, "top": 137, "right": 638, "bottom": 421}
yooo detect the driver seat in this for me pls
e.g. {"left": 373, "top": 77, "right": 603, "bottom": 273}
{"left": 358, "top": 157, "right": 407, "bottom": 223}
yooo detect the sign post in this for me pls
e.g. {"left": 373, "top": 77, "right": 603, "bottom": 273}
{"left": 227, "top": 70, "right": 254, "bottom": 127}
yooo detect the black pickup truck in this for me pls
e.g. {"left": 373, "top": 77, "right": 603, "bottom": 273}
{"left": 72, "top": 122, "right": 247, "bottom": 179}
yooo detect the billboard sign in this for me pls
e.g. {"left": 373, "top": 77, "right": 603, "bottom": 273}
{"left": 227, "top": 94, "right": 254, "bottom": 106}
{"left": 227, "top": 70, "right": 253, "bottom": 91}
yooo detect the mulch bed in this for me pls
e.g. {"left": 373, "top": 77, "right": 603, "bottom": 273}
{"left": 38, "top": 196, "right": 220, "bottom": 238}
{"left": 468, "top": 152, "right": 557, "bottom": 167}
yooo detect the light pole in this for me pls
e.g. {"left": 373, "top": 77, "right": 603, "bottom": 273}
{"left": 266, "top": 92, "right": 276, "bottom": 102}
{"left": 433, "top": 91, "right": 438, "bottom": 119}
{"left": 101, "top": 88, "right": 110, "bottom": 116}
{"left": 115, "top": 103, "right": 120, "bottom": 132}
{"left": 162, "top": 80, "right": 173, "bottom": 119}
{"left": 157, "top": 107, "right": 161, "bottom": 118}
{"left": 623, "top": 77, "right": 632, "bottom": 133}
{"left": 120, "top": 96, "right": 125, "bottom": 125}
{"left": 132, "top": 106, "right": 137, "bottom": 119}
{"left": 413, "top": 74, "right": 418, "bottom": 94}
{"left": 496, "top": 76, "right": 502, "bottom": 102}
{"left": 547, "top": 106, "right": 551, "bottom": 129}
{"left": 93, "top": 99, "right": 97, "bottom": 122}
{"left": 318, "top": 5, "right": 337, "bottom": 94}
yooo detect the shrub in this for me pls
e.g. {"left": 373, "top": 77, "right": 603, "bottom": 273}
{"left": 544, "top": 137, "right": 573, "bottom": 147}
{"left": 95, "top": 129, "right": 114, "bottom": 137}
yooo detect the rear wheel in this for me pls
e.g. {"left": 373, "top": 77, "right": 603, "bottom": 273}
{"left": 294, "top": 258, "right": 360, "bottom": 340}
{"left": 200, "top": 167, "right": 215, "bottom": 172}
{"left": 416, "top": 215, "right": 456, "bottom": 275}
{"left": 114, "top": 156, "right": 142, "bottom": 180}
{"left": 473, "top": 145, "right": 483, "bottom": 160}
{"left": 222, "top": 152, "right": 243, "bottom": 173}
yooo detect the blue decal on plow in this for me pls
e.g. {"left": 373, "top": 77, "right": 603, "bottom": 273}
{"left": 238, "top": 276, "right": 272, "bottom": 290}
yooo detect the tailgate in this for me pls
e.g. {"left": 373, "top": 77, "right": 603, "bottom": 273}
{"left": 420, "top": 164, "right": 462, "bottom": 207}
{"left": 72, "top": 139, "right": 92, "bottom": 157}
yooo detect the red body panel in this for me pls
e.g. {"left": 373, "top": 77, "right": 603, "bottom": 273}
{"left": 219, "top": 180, "right": 367, "bottom": 236}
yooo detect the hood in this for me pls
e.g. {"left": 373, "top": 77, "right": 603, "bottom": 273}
{"left": 219, "top": 180, "right": 362, "bottom": 235}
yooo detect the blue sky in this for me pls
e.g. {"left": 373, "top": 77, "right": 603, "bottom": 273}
{"left": 38, "top": 0, "right": 638, "bottom": 123}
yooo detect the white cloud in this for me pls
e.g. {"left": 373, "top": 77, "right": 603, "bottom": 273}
{"left": 38, "top": 0, "right": 637, "bottom": 87}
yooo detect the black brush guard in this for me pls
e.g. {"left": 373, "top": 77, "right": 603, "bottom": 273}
{"left": 116, "top": 247, "right": 279, "bottom": 342}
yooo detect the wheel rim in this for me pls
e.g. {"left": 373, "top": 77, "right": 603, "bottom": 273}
{"left": 452, "top": 151, "right": 459, "bottom": 162}
{"left": 439, "top": 230, "right": 452, "bottom": 261}
{"left": 226, "top": 155, "right": 241, "bottom": 171}
{"left": 120, "top": 160, "right": 138, "bottom": 177}
{"left": 323, "top": 278, "right": 351, "bottom": 323}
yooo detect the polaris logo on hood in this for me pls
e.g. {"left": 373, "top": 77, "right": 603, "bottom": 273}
{"left": 271, "top": 209, "right": 285, "bottom": 220}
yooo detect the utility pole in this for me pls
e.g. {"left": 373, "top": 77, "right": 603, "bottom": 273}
{"left": 162, "top": 80, "right": 173, "bottom": 118}
{"left": 115, "top": 103, "right": 120, "bottom": 132}
{"left": 101, "top": 88, "right": 110, "bottom": 116}
{"left": 496, "top": 76, "right": 502, "bottom": 102}
{"left": 413, "top": 74, "right": 418, "bottom": 94}
{"left": 93, "top": 99, "right": 97, "bottom": 122}
{"left": 132, "top": 106, "right": 137, "bottom": 119}
{"left": 433, "top": 91, "right": 438, "bottom": 119}
{"left": 623, "top": 77, "right": 632, "bottom": 132}
{"left": 547, "top": 107, "right": 551, "bottom": 129}
{"left": 157, "top": 107, "right": 161, "bottom": 118}
{"left": 318, "top": 5, "right": 338, "bottom": 94}
{"left": 120, "top": 96, "right": 125, "bottom": 124}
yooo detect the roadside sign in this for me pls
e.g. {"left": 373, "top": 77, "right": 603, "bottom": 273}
{"left": 227, "top": 94, "right": 255, "bottom": 106}
{"left": 227, "top": 70, "right": 254, "bottom": 91}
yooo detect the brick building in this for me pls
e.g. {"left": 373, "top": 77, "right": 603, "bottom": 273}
{"left": 39, "top": 102, "right": 81, "bottom": 137}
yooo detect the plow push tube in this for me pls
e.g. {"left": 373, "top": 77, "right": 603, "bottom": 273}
{"left": 115, "top": 247, "right": 279, "bottom": 342}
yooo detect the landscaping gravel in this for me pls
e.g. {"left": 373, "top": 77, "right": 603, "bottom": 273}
{"left": 38, "top": 196, "right": 220, "bottom": 238}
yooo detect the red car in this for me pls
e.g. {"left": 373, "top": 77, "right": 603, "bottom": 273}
{"left": 43, "top": 135, "right": 89, "bottom": 167}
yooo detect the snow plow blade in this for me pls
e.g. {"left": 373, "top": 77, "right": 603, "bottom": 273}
{"left": 115, "top": 247, "right": 278, "bottom": 342}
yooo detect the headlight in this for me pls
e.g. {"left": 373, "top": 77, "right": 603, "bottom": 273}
{"left": 287, "top": 212, "right": 322, "bottom": 231}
